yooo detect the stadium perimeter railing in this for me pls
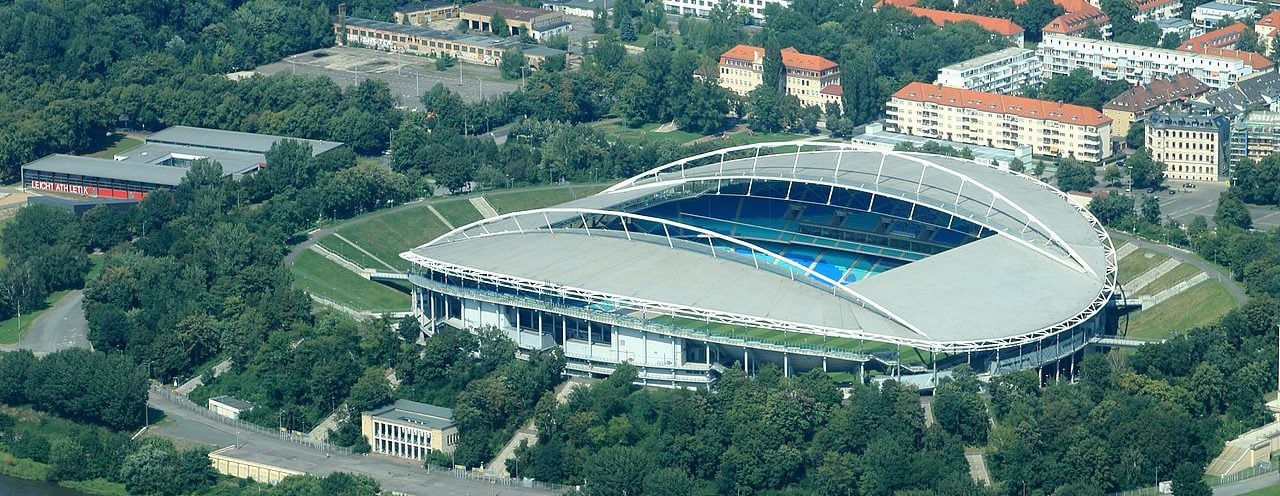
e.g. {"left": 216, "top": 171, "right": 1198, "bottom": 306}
{"left": 1108, "top": 462, "right": 1276, "bottom": 496}
{"left": 150, "top": 385, "right": 353, "bottom": 455}
{"left": 425, "top": 464, "right": 568, "bottom": 492}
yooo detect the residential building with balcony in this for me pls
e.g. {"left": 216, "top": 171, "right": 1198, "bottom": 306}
{"left": 1135, "top": 0, "right": 1182, "bottom": 22}
{"left": 1146, "top": 105, "right": 1231, "bottom": 181}
{"left": 1157, "top": 18, "right": 1201, "bottom": 43}
{"left": 1257, "top": 11, "right": 1280, "bottom": 50}
{"left": 1037, "top": 33, "right": 1255, "bottom": 90}
{"left": 1042, "top": 6, "right": 1111, "bottom": 38}
{"left": 1181, "top": 23, "right": 1248, "bottom": 50}
{"left": 886, "top": 82, "right": 1113, "bottom": 162}
{"left": 1103, "top": 73, "right": 1211, "bottom": 137}
{"left": 1230, "top": 111, "right": 1280, "bottom": 164}
{"left": 936, "top": 47, "right": 1041, "bottom": 95}
{"left": 1192, "top": 2, "right": 1256, "bottom": 29}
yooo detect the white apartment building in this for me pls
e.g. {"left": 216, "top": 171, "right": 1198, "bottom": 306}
{"left": 1037, "top": 33, "right": 1254, "bottom": 90}
{"left": 663, "top": 0, "right": 790, "bottom": 21}
{"left": 1192, "top": 2, "right": 1256, "bottom": 29}
{"left": 886, "top": 82, "right": 1113, "bottom": 162}
{"left": 936, "top": 47, "right": 1041, "bottom": 95}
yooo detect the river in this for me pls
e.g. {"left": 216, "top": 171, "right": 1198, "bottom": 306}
{"left": 0, "top": 474, "right": 90, "bottom": 495}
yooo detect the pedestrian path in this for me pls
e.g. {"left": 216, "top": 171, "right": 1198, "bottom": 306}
{"left": 1115, "top": 242, "right": 1138, "bottom": 260}
{"left": 1126, "top": 258, "right": 1183, "bottom": 295}
{"left": 470, "top": 197, "right": 499, "bottom": 218}
{"left": 310, "top": 244, "right": 365, "bottom": 274}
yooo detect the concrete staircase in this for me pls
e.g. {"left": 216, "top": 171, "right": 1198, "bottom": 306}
{"left": 469, "top": 197, "right": 499, "bottom": 219}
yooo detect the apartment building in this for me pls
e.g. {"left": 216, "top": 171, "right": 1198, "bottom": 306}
{"left": 394, "top": 1, "right": 459, "bottom": 26}
{"left": 1192, "top": 2, "right": 1256, "bottom": 29}
{"left": 1042, "top": 6, "right": 1111, "bottom": 38}
{"left": 1257, "top": 11, "right": 1280, "bottom": 50}
{"left": 886, "top": 82, "right": 1113, "bottom": 162}
{"left": 1230, "top": 111, "right": 1280, "bottom": 164}
{"left": 663, "top": 0, "right": 791, "bottom": 21}
{"left": 1135, "top": 0, "right": 1182, "bottom": 22}
{"left": 1103, "top": 73, "right": 1211, "bottom": 137}
{"left": 906, "top": 7, "right": 1026, "bottom": 47}
{"left": 335, "top": 16, "right": 565, "bottom": 68}
{"left": 361, "top": 400, "right": 458, "bottom": 460}
{"left": 1181, "top": 23, "right": 1248, "bottom": 50}
{"left": 717, "top": 44, "right": 842, "bottom": 108}
{"left": 1146, "top": 106, "right": 1231, "bottom": 181}
{"left": 936, "top": 47, "right": 1041, "bottom": 95}
{"left": 1038, "top": 33, "right": 1254, "bottom": 90}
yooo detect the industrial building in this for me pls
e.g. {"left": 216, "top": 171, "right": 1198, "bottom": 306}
{"left": 886, "top": 82, "right": 1113, "bottom": 162}
{"left": 402, "top": 142, "right": 1119, "bottom": 388}
{"left": 20, "top": 126, "right": 343, "bottom": 200}
{"left": 394, "top": 1, "right": 459, "bottom": 26}
{"left": 335, "top": 15, "right": 565, "bottom": 68}
{"left": 459, "top": 0, "right": 572, "bottom": 40}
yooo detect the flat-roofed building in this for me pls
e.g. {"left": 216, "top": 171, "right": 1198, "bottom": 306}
{"left": 662, "top": 0, "right": 790, "bottom": 21}
{"left": 717, "top": 44, "right": 841, "bottom": 108}
{"left": 335, "top": 16, "right": 565, "bottom": 68}
{"left": 208, "top": 396, "right": 254, "bottom": 420}
{"left": 1192, "top": 2, "right": 1256, "bottom": 29}
{"left": 906, "top": 7, "right": 1025, "bottom": 47}
{"left": 361, "top": 400, "right": 458, "bottom": 460}
{"left": 21, "top": 126, "right": 343, "bottom": 200}
{"left": 886, "top": 81, "right": 1113, "bottom": 161}
{"left": 1146, "top": 105, "right": 1231, "bottom": 181}
{"left": 542, "top": 0, "right": 606, "bottom": 18}
{"left": 1157, "top": 18, "right": 1201, "bottom": 42}
{"left": 1038, "top": 33, "right": 1255, "bottom": 89}
{"left": 1103, "top": 73, "right": 1212, "bottom": 137}
{"left": 394, "top": 1, "right": 459, "bottom": 26}
{"left": 936, "top": 47, "right": 1041, "bottom": 95}
{"left": 1230, "top": 111, "right": 1280, "bottom": 164}
{"left": 459, "top": 0, "right": 571, "bottom": 40}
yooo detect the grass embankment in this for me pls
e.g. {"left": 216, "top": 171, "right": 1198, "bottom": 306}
{"left": 1126, "top": 280, "right": 1238, "bottom": 341}
{"left": 1135, "top": 263, "right": 1201, "bottom": 297}
{"left": 430, "top": 198, "right": 484, "bottom": 227}
{"left": 1117, "top": 249, "right": 1170, "bottom": 286}
{"left": 333, "top": 207, "right": 453, "bottom": 271}
{"left": 484, "top": 184, "right": 610, "bottom": 214}
{"left": 317, "top": 237, "right": 391, "bottom": 270}
{"left": 1241, "top": 485, "right": 1280, "bottom": 496}
{"left": 291, "top": 250, "right": 409, "bottom": 312}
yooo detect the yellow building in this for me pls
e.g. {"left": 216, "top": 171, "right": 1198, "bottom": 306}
{"left": 1146, "top": 107, "right": 1230, "bottom": 182}
{"left": 717, "top": 44, "right": 842, "bottom": 109}
{"left": 1102, "top": 73, "right": 1210, "bottom": 139}
{"left": 394, "top": 1, "right": 460, "bottom": 26}
{"left": 361, "top": 399, "right": 458, "bottom": 461}
{"left": 887, "top": 82, "right": 1113, "bottom": 162}
{"left": 459, "top": 0, "right": 572, "bottom": 40}
{"left": 209, "top": 446, "right": 304, "bottom": 485}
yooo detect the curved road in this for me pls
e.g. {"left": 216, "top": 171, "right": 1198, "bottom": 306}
{"left": 1109, "top": 231, "right": 1247, "bottom": 306}
{"left": 0, "top": 290, "right": 90, "bottom": 356}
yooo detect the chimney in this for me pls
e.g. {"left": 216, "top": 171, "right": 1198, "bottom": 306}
{"left": 338, "top": 3, "right": 346, "bottom": 17}
{"left": 337, "top": 4, "right": 347, "bottom": 46}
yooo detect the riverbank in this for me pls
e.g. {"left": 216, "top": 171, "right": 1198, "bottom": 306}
{"left": 1, "top": 446, "right": 129, "bottom": 495}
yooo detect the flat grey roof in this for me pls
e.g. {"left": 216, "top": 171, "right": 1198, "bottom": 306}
{"left": 23, "top": 154, "right": 191, "bottom": 186}
{"left": 147, "top": 126, "right": 344, "bottom": 156}
{"left": 938, "top": 47, "right": 1035, "bottom": 72}
{"left": 341, "top": 16, "right": 565, "bottom": 56}
{"left": 366, "top": 400, "right": 454, "bottom": 430}
{"left": 210, "top": 395, "right": 255, "bottom": 411}
{"left": 409, "top": 147, "right": 1112, "bottom": 345}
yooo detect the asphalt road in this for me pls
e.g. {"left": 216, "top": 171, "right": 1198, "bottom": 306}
{"left": 1139, "top": 180, "right": 1280, "bottom": 230}
{"left": 1215, "top": 472, "right": 1279, "bottom": 495}
{"left": 0, "top": 290, "right": 90, "bottom": 356}
{"left": 145, "top": 388, "right": 555, "bottom": 495}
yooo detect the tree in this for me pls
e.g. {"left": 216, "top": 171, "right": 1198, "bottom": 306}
{"left": 1089, "top": 193, "right": 1135, "bottom": 225}
{"left": 592, "top": 6, "right": 610, "bottom": 34}
{"left": 1170, "top": 463, "right": 1211, "bottom": 496}
{"left": 1215, "top": 187, "right": 1253, "bottom": 229}
{"left": 1126, "top": 121, "right": 1146, "bottom": 150}
{"left": 346, "top": 367, "right": 392, "bottom": 413}
{"left": 840, "top": 42, "right": 880, "bottom": 125}
{"left": 397, "top": 315, "right": 422, "bottom": 342}
{"left": 1141, "top": 195, "right": 1162, "bottom": 224}
{"left": 1056, "top": 157, "right": 1097, "bottom": 192}
{"left": 676, "top": 80, "right": 729, "bottom": 134}
{"left": 434, "top": 53, "right": 456, "bottom": 71}
{"left": 762, "top": 40, "right": 783, "bottom": 94}
{"left": 933, "top": 365, "right": 989, "bottom": 444}
{"left": 1128, "top": 149, "right": 1165, "bottom": 189}
{"left": 584, "top": 445, "right": 655, "bottom": 496}
{"left": 1009, "top": 158, "right": 1026, "bottom": 173}
{"left": 1034, "top": 160, "right": 1046, "bottom": 177}
{"left": 490, "top": 12, "right": 509, "bottom": 36}
{"left": 1104, "top": 164, "right": 1123, "bottom": 184}
{"left": 500, "top": 48, "right": 526, "bottom": 80}
{"left": 746, "top": 86, "right": 783, "bottom": 132}
{"left": 1014, "top": 0, "right": 1066, "bottom": 42}
{"left": 619, "top": 15, "right": 636, "bottom": 42}
{"left": 1160, "top": 32, "right": 1183, "bottom": 50}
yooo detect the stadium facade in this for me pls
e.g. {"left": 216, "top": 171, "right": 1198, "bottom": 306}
{"left": 401, "top": 142, "right": 1119, "bottom": 388}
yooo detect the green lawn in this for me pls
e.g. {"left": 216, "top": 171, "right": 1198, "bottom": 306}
{"left": 1135, "top": 262, "right": 1202, "bottom": 297}
{"left": 0, "top": 217, "right": 12, "bottom": 269}
{"left": 1126, "top": 280, "right": 1238, "bottom": 341}
{"left": 60, "top": 478, "right": 131, "bottom": 496}
{"left": 431, "top": 198, "right": 484, "bottom": 227}
{"left": 598, "top": 122, "right": 706, "bottom": 145}
{"left": 719, "top": 131, "right": 811, "bottom": 147}
{"left": 484, "top": 184, "right": 610, "bottom": 214}
{"left": 85, "top": 134, "right": 142, "bottom": 159}
{"left": 318, "top": 236, "right": 391, "bottom": 270}
{"left": 290, "top": 250, "right": 409, "bottom": 312}
{"left": 0, "top": 290, "right": 72, "bottom": 345}
{"left": 334, "top": 207, "right": 453, "bottom": 270}
{"left": 1241, "top": 484, "right": 1280, "bottom": 496}
{"left": 1118, "top": 249, "right": 1170, "bottom": 285}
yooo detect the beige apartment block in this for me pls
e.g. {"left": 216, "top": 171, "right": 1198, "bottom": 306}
{"left": 717, "top": 44, "right": 841, "bottom": 108}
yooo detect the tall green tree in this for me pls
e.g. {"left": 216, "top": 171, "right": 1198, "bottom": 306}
{"left": 1214, "top": 187, "right": 1253, "bottom": 229}
{"left": 490, "top": 11, "right": 509, "bottom": 36}
{"left": 839, "top": 42, "right": 879, "bottom": 125}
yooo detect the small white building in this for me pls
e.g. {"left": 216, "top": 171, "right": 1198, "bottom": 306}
{"left": 1192, "top": 2, "right": 1256, "bottom": 29}
{"left": 663, "top": 0, "right": 790, "bottom": 21}
{"left": 1156, "top": 18, "right": 1202, "bottom": 42}
{"left": 542, "top": 0, "right": 604, "bottom": 18}
{"left": 936, "top": 47, "right": 1041, "bottom": 95}
{"left": 208, "top": 395, "right": 255, "bottom": 420}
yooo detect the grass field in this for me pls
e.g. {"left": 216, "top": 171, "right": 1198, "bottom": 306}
{"left": 1241, "top": 484, "right": 1280, "bottom": 496}
{"left": 485, "top": 184, "right": 610, "bottom": 214}
{"left": 318, "top": 236, "right": 392, "bottom": 270}
{"left": 291, "top": 250, "right": 409, "bottom": 312}
{"left": 431, "top": 198, "right": 484, "bottom": 227}
{"left": 334, "top": 208, "right": 452, "bottom": 270}
{"left": 1126, "top": 279, "right": 1237, "bottom": 341}
{"left": 1118, "top": 249, "right": 1171, "bottom": 285}
{"left": 85, "top": 133, "right": 142, "bottom": 159}
{"left": 60, "top": 478, "right": 131, "bottom": 496}
{"left": 1135, "top": 262, "right": 1201, "bottom": 297}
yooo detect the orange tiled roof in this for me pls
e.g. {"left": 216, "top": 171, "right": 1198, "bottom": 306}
{"left": 720, "top": 44, "right": 764, "bottom": 64}
{"left": 820, "top": 84, "right": 843, "bottom": 96}
{"left": 905, "top": 7, "right": 1024, "bottom": 36}
{"left": 781, "top": 47, "right": 838, "bottom": 71}
{"left": 877, "top": 0, "right": 918, "bottom": 7}
{"left": 1181, "top": 23, "right": 1247, "bottom": 50}
{"left": 1259, "top": 11, "right": 1280, "bottom": 29}
{"left": 1042, "top": 6, "right": 1109, "bottom": 35}
{"left": 1179, "top": 46, "right": 1276, "bottom": 70}
{"left": 892, "top": 81, "right": 1112, "bottom": 127}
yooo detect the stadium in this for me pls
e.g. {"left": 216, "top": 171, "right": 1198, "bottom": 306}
{"left": 400, "top": 142, "right": 1119, "bottom": 388}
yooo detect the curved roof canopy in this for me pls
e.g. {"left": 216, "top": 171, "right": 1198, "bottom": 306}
{"left": 405, "top": 142, "right": 1116, "bottom": 352}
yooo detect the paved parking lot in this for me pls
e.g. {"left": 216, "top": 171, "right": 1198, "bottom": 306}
{"left": 1120, "top": 180, "right": 1280, "bottom": 230}
{"left": 257, "top": 46, "right": 520, "bottom": 109}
